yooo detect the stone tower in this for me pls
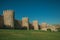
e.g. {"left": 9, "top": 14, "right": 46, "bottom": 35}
{"left": 47, "top": 25, "right": 58, "bottom": 32}
{"left": 22, "top": 17, "right": 29, "bottom": 30}
{"left": 50, "top": 26, "right": 58, "bottom": 32}
{"left": 41, "top": 22, "right": 47, "bottom": 31}
{"left": 32, "top": 20, "right": 39, "bottom": 30}
{"left": 3, "top": 10, "right": 14, "bottom": 28}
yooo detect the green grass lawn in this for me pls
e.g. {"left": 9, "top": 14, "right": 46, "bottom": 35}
{"left": 0, "top": 29, "right": 60, "bottom": 40}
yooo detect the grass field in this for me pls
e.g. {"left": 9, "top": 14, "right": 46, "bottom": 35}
{"left": 0, "top": 29, "right": 60, "bottom": 40}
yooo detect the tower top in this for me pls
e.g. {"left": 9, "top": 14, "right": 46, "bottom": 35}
{"left": 22, "top": 17, "right": 28, "bottom": 19}
{"left": 3, "top": 10, "right": 14, "bottom": 15}
{"left": 3, "top": 10, "right": 14, "bottom": 12}
{"left": 33, "top": 20, "right": 38, "bottom": 23}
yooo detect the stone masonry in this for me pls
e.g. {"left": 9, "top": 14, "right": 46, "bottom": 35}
{"left": 32, "top": 20, "right": 39, "bottom": 30}
{"left": 41, "top": 22, "right": 47, "bottom": 31}
{"left": 22, "top": 17, "right": 29, "bottom": 30}
{"left": 3, "top": 10, "right": 14, "bottom": 28}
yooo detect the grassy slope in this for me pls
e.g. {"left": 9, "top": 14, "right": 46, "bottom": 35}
{"left": 0, "top": 29, "right": 60, "bottom": 40}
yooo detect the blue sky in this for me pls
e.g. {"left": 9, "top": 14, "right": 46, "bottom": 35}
{"left": 0, "top": 0, "right": 60, "bottom": 24}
